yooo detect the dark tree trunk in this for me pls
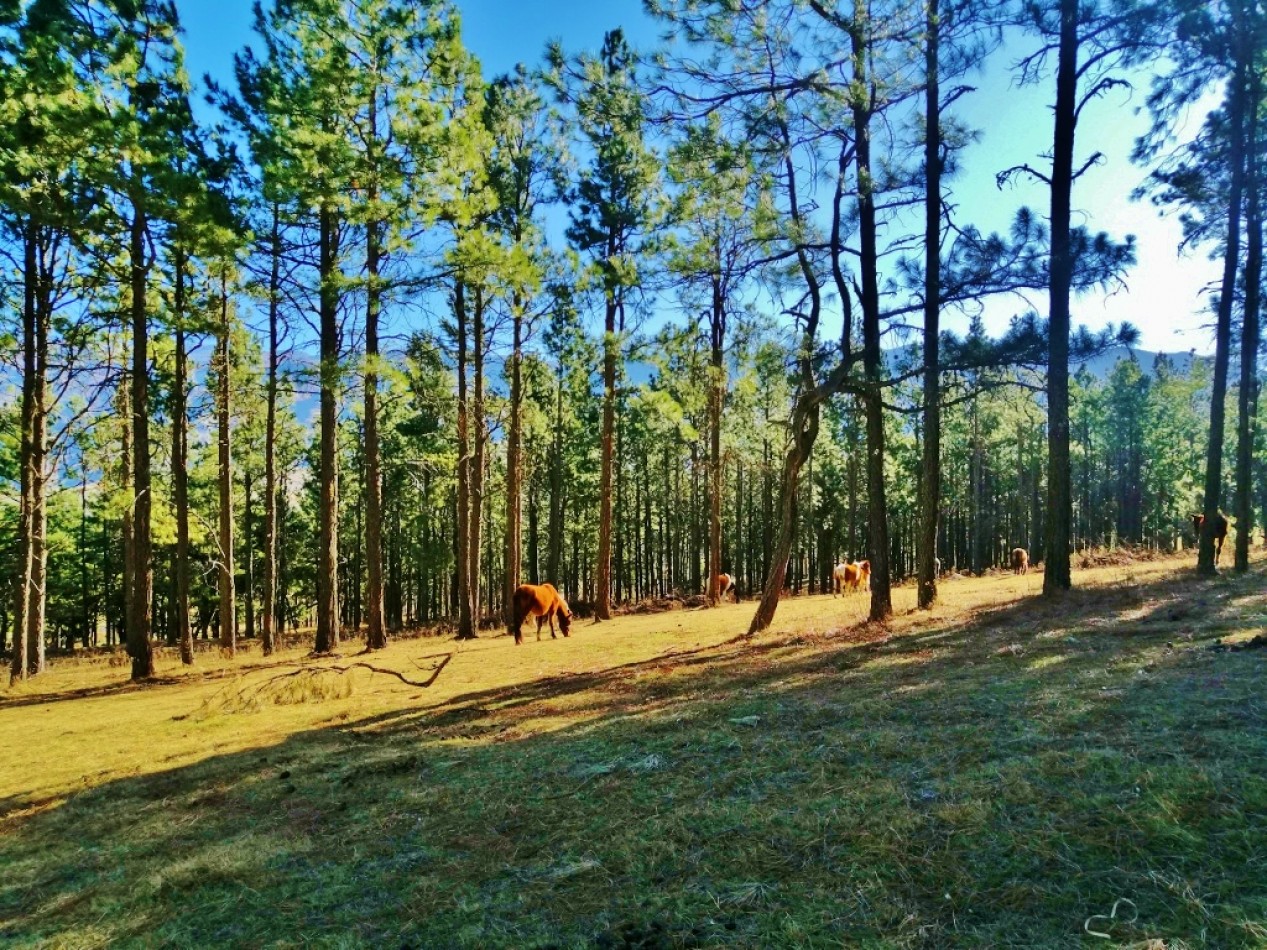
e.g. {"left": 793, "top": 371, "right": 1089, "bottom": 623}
{"left": 128, "top": 198, "right": 154, "bottom": 679}
{"left": 217, "top": 270, "right": 236, "bottom": 656}
{"left": 172, "top": 250, "right": 194, "bottom": 665}
{"left": 1200, "top": 43, "right": 1247, "bottom": 575}
{"left": 547, "top": 364, "right": 564, "bottom": 585}
{"left": 917, "top": 0, "right": 942, "bottom": 610}
{"left": 504, "top": 296, "right": 524, "bottom": 630}
{"left": 316, "top": 201, "right": 341, "bottom": 652}
{"left": 364, "top": 190, "right": 387, "bottom": 649}
{"left": 455, "top": 279, "right": 476, "bottom": 640}
{"left": 1043, "top": 0, "right": 1078, "bottom": 594}
{"left": 708, "top": 274, "right": 726, "bottom": 605}
{"left": 595, "top": 286, "right": 618, "bottom": 620}
{"left": 1234, "top": 66, "right": 1261, "bottom": 573}
{"left": 262, "top": 204, "right": 280, "bottom": 656}
{"left": 850, "top": 13, "right": 892, "bottom": 622}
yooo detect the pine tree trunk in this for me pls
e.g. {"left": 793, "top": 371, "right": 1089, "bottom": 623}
{"left": 262, "top": 203, "right": 280, "bottom": 656}
{"left": 1043, "top": 0, "right": 1078, "bottom": 593}
{"left": 1200, "top": 46, "right": 1247, "bottom": 574}
{"left": 120, "top": 377, "right": 135, "bottom": 657}
{"left": 128, "top": 198, "right": 154, "bottom": 679}
{"left": 11, "top": 220, "right": 37, "bottom": 683}
{"left": 708, "top": 275, "right": 725, "bottom": 606}
{"left": 547, "top": 364, "right": 564, "bottom": 585}
{"left": 1234, "top": 67, "right": 1261, "bottom": 573}
{"left": 455, "top": 279, "right": 476, "bottom": 640}
{"left": 364, "top": 202, "right": 386, "bottom": 649}
{"left": 172, "top": 250, "right": 193, "bottom": 665}
{"left": 316, "top": 201, "right": 341, "bottom": 651}
{"left": 595, "top": 289, "right": 618, "bottom": 620}
{"left": 217, "top": 271, "right": 236, "bottom": 656}
{"left": 917, "top": 0, "right": 942, "bottom": 610}
{"left": 504, "top": 299, "right": 524, "bottom": 630}
{"left": 850, "top": 10, "right": 892, "bottom": 623}
{"left": 469, "top": 286, "right": 487, "bottom": 635}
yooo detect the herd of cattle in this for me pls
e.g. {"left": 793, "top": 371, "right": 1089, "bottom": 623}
{"left": 508, "top": 513, "right": 1232, "bottom": 644}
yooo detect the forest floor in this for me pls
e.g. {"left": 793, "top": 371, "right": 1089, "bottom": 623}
{"left": 1, "top": 554, "right": 1265, "bottom": 948}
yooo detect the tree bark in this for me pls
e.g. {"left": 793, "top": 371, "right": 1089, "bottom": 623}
{"left": 595, "top": 285, "right": 618, "bottom": 620}
{"left": 11, "top": 219, "right": 37, "bottom": 682}
{"left": 172, "top": 248, "right": 193, "bottom": 665}
{"left": 128, "top": 197, "right": 154, "bottom": 679}
{"left": 455, "top": 279, "right": 476, "bottom": 640}
{"left": 1043, "top": 0, "right": 1078, "bottom": 594}
{"left": 217, "top": 269, "right": 236, "bottom": 656}
{"left": 547, "top": 363, "right": 565, "bottom": 585}
{"left": 850, "top": 4, "right": 893, "bottom": 622}
{"left": 504, "top": 295, "right": 524, "bottom": 631}
{"left": 707, "top": 274, "right": 725, "bottom": 606}
{"left": 917, "top": 0, "right": 942, "bottom": 610}
{"left": 1234, "top": 65, "right": 1260, "bottom": 573}
{"left": 1199, "top": 38, "right": 1247, "bottom": 575}
{"left": 364, "top": 189, "right": 387, "bottom": 649}
{"left": 469, "top": 285, "right": 487, "bottom": 634}
{"left": 316, "top": 200, "right": 341, "bottom": 652}
{"left": 262, "top": 203, "right": 280, "bottom": 656}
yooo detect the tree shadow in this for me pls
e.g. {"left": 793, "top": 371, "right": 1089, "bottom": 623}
{"left": 1, "top": 563, "right": 1264, "bottom": 947}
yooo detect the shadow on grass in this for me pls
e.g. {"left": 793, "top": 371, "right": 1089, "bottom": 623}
{"left": 1, "top": 565, "right": 1265, "bottom": 948}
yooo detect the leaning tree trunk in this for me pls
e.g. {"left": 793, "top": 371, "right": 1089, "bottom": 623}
{"left": 217, "top": 270, "right": 236, "bottom": 657}
{"left": 316, "top": 200, "right": 341, "bottom": 652}
{"left": 1234, "top": 65, "right": 1261, "bottom": 573}
{"left": 748, "top": 404, "right": 820, "bottom": 634}
{"left": 172, "top": 249, "right": 193, "bottom": 665}
{"left": 1043, "top": 0, "right": 1078, "bottom": 594}
{"left": 1200, "top": 46, "right": 1247, "bottom": 575}
{"left": 128, "top": 197, "right": 154, "bottom": 679}
{"left": 917, "top": 0, "right": 943, "bottom": 610}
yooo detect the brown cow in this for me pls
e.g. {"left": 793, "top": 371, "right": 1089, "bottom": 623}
{"left": 1011, "top": 547, "right": 1029, "bottom": 575}
{"left": 833, "top": 560, "right": 871, "bottom": 595}
{"left": 510, "top": 583, "right": 573, "bottom": 645}
{"left": 711, "top": 573, "right": 739, "bottom": 603}
{"left": 1192, "top": 512, "right": 1230, "bottom": 566}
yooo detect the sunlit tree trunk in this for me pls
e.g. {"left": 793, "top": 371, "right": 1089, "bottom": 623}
{"left": 217, "top": 269, "right": 236, "bottom": 656}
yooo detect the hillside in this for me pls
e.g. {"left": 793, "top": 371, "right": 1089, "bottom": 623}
{"left": 1, "top": 556, "right": 1265, "bottom": 947}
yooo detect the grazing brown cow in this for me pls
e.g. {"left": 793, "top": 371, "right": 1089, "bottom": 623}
{"left": 1192, "top": 512, "right": 1230, "bottom": 566}
{"left": 833, "top": 560, "right": 871, "bottom": 595}
{"left": 710, "top": 573, "right": 739, "bottom": 603}
{"left": 510, "top": 583, "right": 573, "bottom": 646}
{"left": 1011, "top": 547, "right": 1029, "bottom": 575}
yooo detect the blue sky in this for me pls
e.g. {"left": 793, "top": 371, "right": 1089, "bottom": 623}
{"left": 176, "top": 0, "right": 1223, "bottom": 357}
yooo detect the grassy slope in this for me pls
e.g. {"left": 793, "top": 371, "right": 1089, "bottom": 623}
{"left": 1, "top": 557, "right": 1264, "bottom": 948}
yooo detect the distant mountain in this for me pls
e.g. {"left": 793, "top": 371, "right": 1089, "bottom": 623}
{"left": 1072, "top": 346, "right": 1207, "bottom": 381}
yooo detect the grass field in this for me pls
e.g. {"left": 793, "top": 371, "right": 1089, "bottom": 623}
{"left": 2, "top": 556, "right": 1265, "bottom": 948}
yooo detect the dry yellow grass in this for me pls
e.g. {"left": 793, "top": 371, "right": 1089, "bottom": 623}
{"left": 0, "top": 553, "right": 1199, "bottom": 814}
